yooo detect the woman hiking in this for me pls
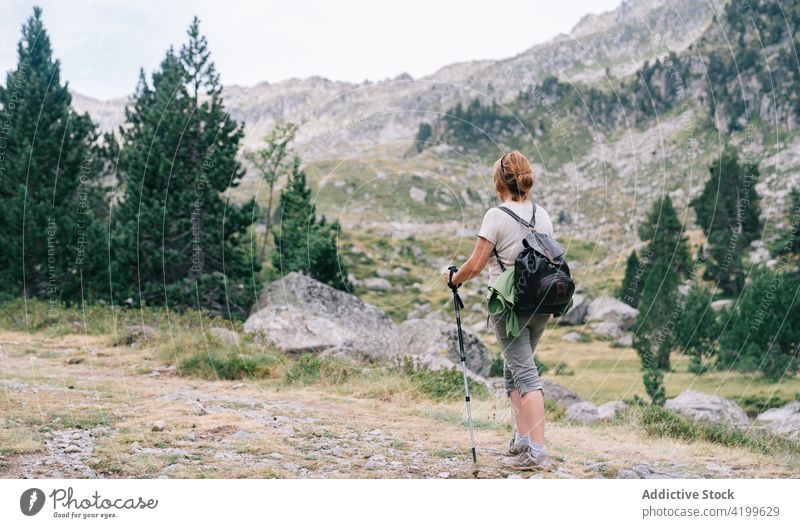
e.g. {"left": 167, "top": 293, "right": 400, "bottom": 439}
{"left": 444, "top": 150, "right": 554, "bottom": 470}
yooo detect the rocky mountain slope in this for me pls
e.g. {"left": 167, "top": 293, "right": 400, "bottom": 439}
{"left": 72, "top": 0, "right": 725, "bottom": 157}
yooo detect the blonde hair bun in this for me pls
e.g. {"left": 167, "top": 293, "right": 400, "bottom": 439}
{"left": 493, "top": 150, "right": 534, "bottom": 198}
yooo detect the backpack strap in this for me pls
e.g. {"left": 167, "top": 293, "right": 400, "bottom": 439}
{"left": 492, "top": 203, "right": 538, "bottom": 272}
{"left": 496, "top": 204, "right": 537, "bottom": 229}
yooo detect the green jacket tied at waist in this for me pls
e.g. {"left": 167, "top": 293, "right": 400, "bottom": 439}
{"left": 487, "top": 268, "right": 520, "bottom": 338}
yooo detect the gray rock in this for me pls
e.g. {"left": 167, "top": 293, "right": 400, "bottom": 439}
{"left": 398, "top": 318, "right": 492, "bottom": 377}
{"left": 409, "top": 186, "right": 427, "bottom": 203}
{"left": 756, "top": 401, "right": 800, "bottom": 439}
{"left": 245, "top": 272, "right": 400, "bottom": 360}
{"left": 64, "top": 445, "right": 81, "bottom": 454}
{"left": 597, "top": 400, "right": 627, "bottom": 421}
{"left": 565, "top": 401, "right": 600, "bottom": 424}
{"left": 151, "top": 420, "right": 167, "bottom": 432}
{"left": 210, "top": 327, "right": 240, "bottom": 345}
{"left": 122, "top": 325, "right": 158, "bottom": 346}
{"left": 556, "top": 294, "right": 588, "bottom": 325}
{"left": 591, "top": 321, "right": 623, "bottom": 339}
{"left": 665, "top": 389, "right": 750, "bottom": 427}
{"left": 616, "top": 469, "right": 639, "bottom": 479}
{"left": 616, "top": 334, "right": 633, "bottom": 347}
{"left": 541, "top": 377, "right": 584, "bottom": 410}
{"left": 586, "top": 296, "right": 639, "bottom": 330}
{"left": 757, "top": 400, "right": 800, "bottom": 423}
{"left": 585, "top": 461, "right": 609, "bottom": 473}
{"left": 562, "top": 331, "right": 582, "bottom": 343}
{"left": 319, "top": 346, "right": 371, "bottom": 363}
{"left": 363, "top": 277, "right": 392, "bottom": 291}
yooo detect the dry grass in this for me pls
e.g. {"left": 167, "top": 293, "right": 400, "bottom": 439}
{"left": 1, "top": 322, "right": 798, "bottom": 479}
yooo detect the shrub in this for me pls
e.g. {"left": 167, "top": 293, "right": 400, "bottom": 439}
{"left": 283, "top": 354, "right": 357, "bottom": 385}
{"left": 180, "top": 350, "right": 280, "bottom": 380}
{"left": 400, "top": 358, "right": 488, "bottom": 401}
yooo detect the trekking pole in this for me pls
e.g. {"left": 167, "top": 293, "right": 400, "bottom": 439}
{"left": 448, "top": 266, "right": 477, "bottom": 464}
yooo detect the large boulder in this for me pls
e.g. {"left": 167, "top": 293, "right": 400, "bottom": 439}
{"left": 597, "top": 400, "right": 627, "bottom": 421}
{"left": 586, "top": 296, "right": 639, "bottom": 330}
{"left": 541, "top": 377, "right": 584, "bottom": 410}
{"left": 555, "top": 293, "right": 589, "bottom": 325}
{"left": 664, "top": 389, "right": 750, "bottom": 427}
{"left": 591, "top": 321, "right": 623, "bottom": 339}
{"left": 244, "top": 272, "right": 400, "bottom": 360}
{"left": 565, "top": 402, "right": 600, "bottom": 424}
{"left": 756, "top": 401, "right": 800, "bottom": 439}
{"left": 398, "top": 318, "right": 492, "bottom": 377}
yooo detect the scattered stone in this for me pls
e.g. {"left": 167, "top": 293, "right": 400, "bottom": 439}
{"left": 561, "top": 331, "right": 582, "bottom": 343}
{"left": 122, "top": 325, "right": 158, "bottom": 346}
{"left": 616, "top": 335, "right": 633, "bottom": 347}
{"left": 364, "top": 454, "right": 387, "bottom": 469}
{"left": 665, "top": 389, "right": 749, "bottom": 427}
{"left": 64, "top": 445, "right": 81, "bottom": 454}
{"left": 151, "top": 420, "right": 167, "bottom": 432}
{"left": 363, "top": 277, "right": 392, "bottom": 291}
{"left": 409, "top": 186, "right": 427, "bottom": 203}
{"left": 565, "top": 402, "right": 600, "bottom": 424}
{"left": 585, "top": 461, "right": 609, "bottom": 473}
{"left": 597, "top": 400, "right": 627, "bottom": 421}
{"left": 591, "top": 321, "right": 623, "bottom": 339}
{"left": 437, "top": 472, "right": 450, "bottom": 479}
{"left": 616, "top": 469, "right": 639, "bottom": 479}
{"left": 586, "top": 296, "right": 639, "bottom": 330}
{"left": 270, "top": 453, "right": 283, "bottom": 460}
{"left": 209, "top": 327, "right": 240, "bottom": 345}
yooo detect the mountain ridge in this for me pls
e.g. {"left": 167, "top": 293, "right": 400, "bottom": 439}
{"left": 72, "top": 0, "right": 725, "bottom": 158}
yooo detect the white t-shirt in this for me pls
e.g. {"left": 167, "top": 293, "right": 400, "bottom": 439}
{"left": 478, "top": 200, "right": 554, "bottom": 285}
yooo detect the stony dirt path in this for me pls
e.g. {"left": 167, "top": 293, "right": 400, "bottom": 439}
{"left": 1, "top": 331, "right": 796, "bottom": 479}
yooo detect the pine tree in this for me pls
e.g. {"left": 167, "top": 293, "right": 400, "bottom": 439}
{"left": 778, "top": 189, "right": 800, "bottom": 256}
{"left": 719, "top": 268, "right": 800, "bottom": 379}
{"left": 272, "top": 159, "right": 351, "bottom": 291}
{"left": 110, "top": 17, "right": 259, "bottom": 319}
{"left": 691, "top": 147, "right": 762, "bottom": 295}
{"left": 616, "top": 250, "right": 643, "bottom": 308}
{"left": 676, "top": 283, "right": 719, "bottom": 374}
{"left": 632, "top": 195, "right": 690, "bottom": 401}
{"left": 0, "top": 7, "right": 106, "bottom": 303}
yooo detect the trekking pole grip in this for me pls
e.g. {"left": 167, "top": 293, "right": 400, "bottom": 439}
{"left": 447, "top": 265, "right": 460, "bottom": 290}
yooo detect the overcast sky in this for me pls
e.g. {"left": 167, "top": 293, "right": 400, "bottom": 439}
{"left": 0, "top": 0, "right": 621, "bottom": 100}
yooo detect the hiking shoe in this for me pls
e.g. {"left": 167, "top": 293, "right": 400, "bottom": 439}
{"left": 507, "top": 436, "right": 527, "bottom": 456}
{"left": 502, "top": 446, "right": 550, "bottom": 471}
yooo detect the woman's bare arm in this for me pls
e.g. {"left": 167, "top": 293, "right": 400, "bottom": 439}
{"left": 447, "top": 236, "right": 495, "bottom": 286}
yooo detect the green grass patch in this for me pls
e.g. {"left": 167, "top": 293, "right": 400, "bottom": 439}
{"left": 180, "top": 349, "right": 281, "bottom": 380}
{"left": 283, "top": 354, "right": 360, "bottom": 385}
{"left": 400, "top": 358, "right": 488, "bottom": 401}
{"left": 633, "top": 404, "right": 800, "bottom": 456}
